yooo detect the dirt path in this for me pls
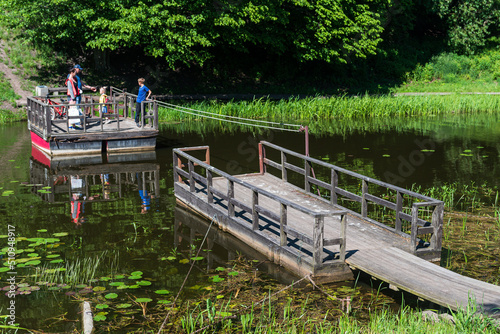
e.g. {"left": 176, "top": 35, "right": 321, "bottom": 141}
{"left": 0, "top": 40, "right": 32, "bottom": 111}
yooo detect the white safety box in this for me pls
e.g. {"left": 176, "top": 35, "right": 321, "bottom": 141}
{"left": 36, "top": 85, "right": 49, "bottom": 97}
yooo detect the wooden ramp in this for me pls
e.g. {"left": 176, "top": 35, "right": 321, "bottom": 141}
{"left": 173, "top": 142, "right": 500, "bottom": 317}
{"left": 347, "top": 247, "right": 500, "bottom": 315}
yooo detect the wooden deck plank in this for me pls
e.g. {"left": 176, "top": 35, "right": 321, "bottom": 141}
{"left": 347, "top": 247, "right": 500, "bottom": 314}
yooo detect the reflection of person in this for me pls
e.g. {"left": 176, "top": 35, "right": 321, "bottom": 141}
{"left": 70, "top": 175, "right": 98, "bottom": 227}
{"left": 101, "top": 174, "right": 110, "bottom": 200}
{"left": 137, "top": 173, "right": 153, "bottom": 214}
{"left": 71, "top": 193, "right": 85, "bottom": 227}
{"left": 135, "top": 78, "right": 152, "bottom": 127}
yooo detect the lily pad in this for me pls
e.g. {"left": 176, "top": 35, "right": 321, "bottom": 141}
{"left": 116, "top": 303, "right": 132, "bottom": 309}
{"left": 52, "top": 232, "right": 68, "bottom": 237}
{"left": 96, "top": 304, "right": 109, "bottom": 309}
{"left": 157, "top": 300, "right": 171, "bottom": 304}
{"left": 109, "top": 282, "right": 125, "bottom": 287}
{"left": 137, "top": 280, "right": 151, "bottom": 286}
{"left": 93, "top": 314, "right": 107, "bottom": 321}
{"left": 131, "top": 271, "right": 143, "bottom": 276}
{"left": 135, "top": 298, "right": 152, "bottom": 303}
{"left": 154, "top": 290, "right": 170, "bottom": 295}
{"left": 46, "top": 254, "right": 60, "bottom": 258}
{"left": 105, "top": 293, "right": 118, "bottom": 299}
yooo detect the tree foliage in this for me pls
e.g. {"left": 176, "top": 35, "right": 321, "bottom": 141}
{"left": 0, "top": 0, "right": 389, "bottom": 67}
{"left": 433, "top": 0, "right": 500, "bottom": 54}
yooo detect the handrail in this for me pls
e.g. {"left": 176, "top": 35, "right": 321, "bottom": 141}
{"left": 174, "top": 148, "right": 341, "bottom": 218}
{"left": 258, "top": 140, "right": 444, "bottom": 257}
{"left": 173, "top": 147, "right": 348, "bottom": 268}
{"left": 260, "top": 141, "right": 438, "bottom": 202}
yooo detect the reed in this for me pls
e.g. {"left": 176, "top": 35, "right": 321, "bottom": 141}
{"left": 159, "top": 94, "right": 500, "bottom": 126}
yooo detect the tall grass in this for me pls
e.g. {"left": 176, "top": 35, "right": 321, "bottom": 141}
{"left": 159, "top": 93, "right": 500, "bottom": 125}
{"left": 173, "top": 297, "right": 499, "bottom": 333}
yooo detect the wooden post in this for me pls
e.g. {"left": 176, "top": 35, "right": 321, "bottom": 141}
{"left": 431, "top": 203, "right": 444, "bottom": 251}
{"left": 115, "top": 101, "right": 120, "bottom": 130}
{"left": 305, "top": 160, "right": 311, "bottom": 193}
{"left": 252, "top": 190, "right": 259, "bottom": 230}
{"left": 82, "top": 301, "right": 94, "bottom": 334}
{"left": 361, "top": 180, "right": 368, "bottom": 217}
{"left": 228, "top": 180, "right": 234, "bottom": 217}
{"left": 395, "top": 191, "right": 403, "bottom": 233}
{"left": 207, "top": 170, "right": 213, "bottom": 204}
{"left": 188, "top": 160, "right": 195, "bottom": 192}
{"left": 44, "top": 105, "right": 51, "bottom": 138}
{"left": 280, "top": 203, "right": 287, "bottom": 246}
{"left": 281, "top": 151, "right": 287, "bottom": 181}
{"left": 205, "top": 147, "right": 210, "bottom": 165}
{"left": 410, "top": 204, "right": 419, "bottom": 252}
{"left": 258, "top": 143, "right": 266, "bottom": 175}
{"left": 340, "top": 214, "right": 346, "bottom": 262}
{"left": 154, "top": 101, "right": 159, "bottom": 129}
{"left": 313, "top": 215, "right": 324, "bottom": 268}
{"left": 124, "top": 95, "right": 129, "bottom": 119}
{"left": 330, "top": 169, "right": 338, "bottom": 205}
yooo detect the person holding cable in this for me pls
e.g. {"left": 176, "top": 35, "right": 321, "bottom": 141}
{"left": 135, "top": 77, "right": 152, "bottom": 127}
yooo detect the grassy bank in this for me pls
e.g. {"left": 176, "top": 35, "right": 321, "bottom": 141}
{"left": 395, "top": 50, "right": 500, "bottom": 93}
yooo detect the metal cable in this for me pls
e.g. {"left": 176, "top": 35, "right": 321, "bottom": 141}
{"left": 160, "top": 104, "right": 301, "bottom": 133}
{"left": 157, "top": 100, "right": 302, "bottom": 128}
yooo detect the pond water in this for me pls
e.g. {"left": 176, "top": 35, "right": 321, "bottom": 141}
{"left": 0, "top": 112, "right": 498, "bottom": 332}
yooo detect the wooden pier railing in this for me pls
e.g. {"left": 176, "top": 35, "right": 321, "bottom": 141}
{"left": 258, "top": 141, "right": 444, "bottom": 260}
{"left": 27, "top": 86, "right": 158, "bottom": 140}
{"left": 173, "top": 146, "right": 348, "bottom": 272}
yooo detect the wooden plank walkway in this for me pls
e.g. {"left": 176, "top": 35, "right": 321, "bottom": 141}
{"left": 347, "top": 247, "right": 500, "bottom": 314}
{"left": 173, "top": 143, "right": 500, "bottom": 317}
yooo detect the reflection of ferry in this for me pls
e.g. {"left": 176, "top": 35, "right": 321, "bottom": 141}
{"left": 174, "top": 206, "right": 299, "bottom": 284}
{"left": 30, "top": 146, "right": 160, "bottom": 205}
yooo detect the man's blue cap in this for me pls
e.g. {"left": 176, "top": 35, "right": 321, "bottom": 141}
{"left": 73, "top": 64, "right": 82, "bottom": 70}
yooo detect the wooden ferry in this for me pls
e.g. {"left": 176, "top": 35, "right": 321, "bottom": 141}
{"left": 27, "top": 87, "right": 159, "bottom": 156}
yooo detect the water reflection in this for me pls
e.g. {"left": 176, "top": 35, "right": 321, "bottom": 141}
{"left": 29, "top": 147, "right": 161, "bottom": 222}
{"left": 174, "top": 206, "right": 299, "bottom": 284}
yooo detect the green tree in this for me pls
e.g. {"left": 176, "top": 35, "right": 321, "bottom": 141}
{"left": 433, "top": 0, "right": 500, "bottom": 54}
{"left": 0, "top": 0, "right": 389, "bottom": 67}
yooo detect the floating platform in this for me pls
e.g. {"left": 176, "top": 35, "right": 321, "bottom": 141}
{"left": 27, "top": 87, "right": 158, "bottom": 156}
{"left": 173, "top": 141, "right": 500, "bottom": 317}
